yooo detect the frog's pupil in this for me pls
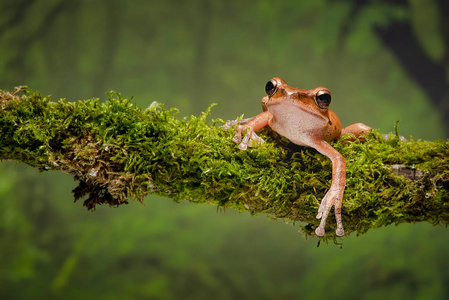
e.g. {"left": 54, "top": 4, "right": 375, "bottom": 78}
{"left": 318, "top": 94, "right": 331, "bottom": 104}
{"left": 265, "top": 81, "right": 276, "bottom": 96}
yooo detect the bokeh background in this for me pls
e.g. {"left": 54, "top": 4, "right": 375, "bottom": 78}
{"left": 1, "top": 0, "right": 449, "bottom": 299}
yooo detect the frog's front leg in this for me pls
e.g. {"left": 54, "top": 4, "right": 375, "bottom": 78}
{"left": 222, "top": 117, "right": 253, "bottom": 130}
{"left": 312, "top": 138, "right": 346, "bottom": 236}
{"left": 230, "top": 111, "right": 272, "bottom": 150}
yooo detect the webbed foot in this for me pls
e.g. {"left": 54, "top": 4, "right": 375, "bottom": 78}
{"left": 315, "top": 189, "right": 344, "bottom": 237}
{"left": 231, "top": 125, "right": 265, "bottom": 150}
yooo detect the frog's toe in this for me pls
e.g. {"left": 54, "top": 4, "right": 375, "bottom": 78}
{"left": 316, "top": 202, "right": 326, "bottom": 218}
{"left": 316, "top": 205, "right": 328, "bottom": 220}
{"left": 251, "top": 133, "right": 265, "bottom": 147}
{"left": 382, "top": 133, "right": 407, "bottom": 142}
{"left": 335, "top": 207, "right": 344, "bottom": 236}
{"left": 316, "top": 194, "right": 330, "bottom": 219}
{"left": 316, "top": 193, "right": 345, "bottom": 237}
{"left": 315, "top": 226, "right": 325, "bottom": 236}
{"left": 222, "top": 121, "right": 234, "bottom": 129}
{"left": 232, "top": 132, "right": 242, "bottom": 144}
{"left": 336, "top": 227, "right": 344, "bottom": 237}
{"left": 238, "top": 142, "right": 248, "bottom": 151}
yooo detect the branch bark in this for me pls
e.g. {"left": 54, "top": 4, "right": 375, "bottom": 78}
{"left": 1, "top": 87, "right": 448, "bottom": 241}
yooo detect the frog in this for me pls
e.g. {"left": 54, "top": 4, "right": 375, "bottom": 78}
{"left": 227, "top": 77, "right": 372, "bottom": 237}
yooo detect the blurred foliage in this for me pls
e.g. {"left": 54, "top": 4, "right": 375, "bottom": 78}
{"left": 0, "top": 0, "right": 448, "bottom": 299}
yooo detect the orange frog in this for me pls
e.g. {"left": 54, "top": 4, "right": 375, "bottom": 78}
{"left": 227, "top": 77, "right": 372, "bottom": 236}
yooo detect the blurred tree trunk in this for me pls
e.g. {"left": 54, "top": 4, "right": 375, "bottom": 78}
{"left": 0, "top": 0, "right": 72, "bottom": 88}
{"left": 42, "top": 1, "right": 82, "bottom": 98}
{"left": 0, "top": 0, "right": 37, "bottom": 36}
{"left": 194, "top": 0, "right": 212, "bottom": 89}
{"left": 374, "top": 1, "right": 449, "bottom": 136}
{"left": 336, "top": 0, "right": 449, "bottom": 136}
{"left": 91, "top": 0, "right": 123, "bottom": 97}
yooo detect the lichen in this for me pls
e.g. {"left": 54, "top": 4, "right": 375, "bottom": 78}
{"left": 1, "top": 87, "right": 448, "bottom": 241}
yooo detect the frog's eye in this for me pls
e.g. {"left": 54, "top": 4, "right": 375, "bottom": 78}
{"left": 315, "top": 90, "right": 331, "bottom": 109}
{"left": 265, "top": 80, "right": 277, "bottom": 97}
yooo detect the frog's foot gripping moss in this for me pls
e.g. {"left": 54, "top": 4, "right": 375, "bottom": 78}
{"left": 224, "top": 119, "right": 266, "bottom": 150}
{"left": 233, "top": 126, "right": 265, "bottom": 150}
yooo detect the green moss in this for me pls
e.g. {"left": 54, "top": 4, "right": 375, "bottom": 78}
{"left": 1, "top": 87, "right": 448, "bottom": 241}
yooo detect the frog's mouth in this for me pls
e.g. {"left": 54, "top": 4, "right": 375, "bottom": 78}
{"left": 267, "top": 100, "right": 327, "bottom": 121}
{"left": 261, "top": 96, "right": 269, "bottom": 107}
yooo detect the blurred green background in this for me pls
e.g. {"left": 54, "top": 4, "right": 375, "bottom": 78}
{"left": 1, "top": 0, "right": 449, "bottom": 299}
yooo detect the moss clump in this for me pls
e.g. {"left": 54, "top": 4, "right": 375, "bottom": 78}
{"left": 0, "top": 87, "right": 448, "bottom": 241}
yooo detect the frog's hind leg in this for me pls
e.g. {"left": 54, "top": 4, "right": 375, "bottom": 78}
{"left": 342, "top": 123, "right": 407, "bottom": 142}
{"left": 341, "top": 123, "right": 371, "bottom": 138}
{"left": 312, "top": 139, "right": 346, "bottom": 237}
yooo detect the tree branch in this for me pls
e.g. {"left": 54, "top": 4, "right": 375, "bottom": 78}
{"left": 1, "top": 87, "right": 448, "bottom": 241}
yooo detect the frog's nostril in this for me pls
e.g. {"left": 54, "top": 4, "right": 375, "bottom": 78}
{"left": 287, "top": 91, "right": 300, "bottom": 99}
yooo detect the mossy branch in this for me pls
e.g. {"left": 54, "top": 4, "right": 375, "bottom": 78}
{"left": 1, "top": 87, "right": 448, "bottom": 241}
